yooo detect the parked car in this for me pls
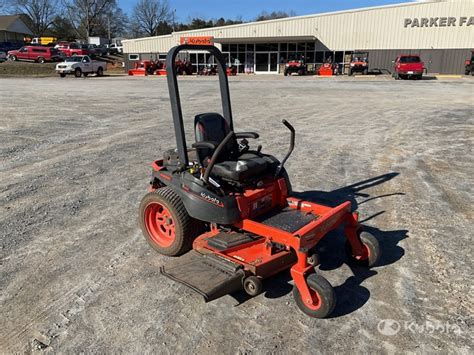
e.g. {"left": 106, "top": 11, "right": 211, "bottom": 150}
{"left": 109, "top": 43, "right": 123, "bottom": 54}
{"left": 393, "top": 55, "right": 425, "bottom": 80}
{"left": 104, "top": 44, "right": 116, "bottom": 55}
{"left": 95, "top": 44, "right": 109, "bottom": 56}
{"left": 54, "top": 41, "right": 71, "bottom": 49}
{"left": 85, "top": 44, "right": 107, "bottom": 57}
{"left": 0, "top": 51, "right": 7, "bottom": 62}
{"left": 58, "top": 42, "right": 90, "bottom": 57}
{"left": 55, "top": 55, "right": 107, "bottom": 77}
{"left": 7, "top": 46, "right": 61, "bottom": 63}
{"left": 83, "top": 44, "right": 99, "bottom": 56}
{"left": 464, "top": 51, "right": 474, "bottom": 76}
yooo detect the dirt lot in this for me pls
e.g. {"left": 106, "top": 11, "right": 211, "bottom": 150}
{"left": 1, "top": 75, "right": 473, "bottom": 353}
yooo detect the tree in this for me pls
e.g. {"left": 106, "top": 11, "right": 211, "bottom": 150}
{"left": 63, "top": 0, "right": 119, "bottom": 40}
{"left": 255, "top": 11, "right": 296, "bottom": 22}
{"left": 132, "top": 0, "right": 170, "bottom": 37}
{"left": 14, "top": 0, "right": 60, "bottom": 36}
{"left": 50, "top": 14, "right": 76, "bottom": 39}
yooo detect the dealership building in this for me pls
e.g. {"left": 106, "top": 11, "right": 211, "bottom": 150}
{"left": 122, "top": 0, "right": 474, "bottom": 75}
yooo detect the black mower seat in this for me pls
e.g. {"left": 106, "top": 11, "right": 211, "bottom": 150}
{"left": 194, "top": 113, "right": 280, "bottom": 182}
{"left": 212, "top": 152, "right": 279, "bottom": 181}
{"left": 213, "top": 155, "right": 267, "bottom": 181}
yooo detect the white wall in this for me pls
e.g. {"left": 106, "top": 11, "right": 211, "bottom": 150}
{"left": 123, "top": 0, "right": 474, "bottom": 53}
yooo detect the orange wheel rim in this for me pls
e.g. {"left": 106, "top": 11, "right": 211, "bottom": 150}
{"left": 144, "top": 202, "right": 175, "bottom": 248}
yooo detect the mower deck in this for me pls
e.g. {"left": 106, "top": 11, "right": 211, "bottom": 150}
{"left": 162, "top": 198, "right": 354, "bottom": 301}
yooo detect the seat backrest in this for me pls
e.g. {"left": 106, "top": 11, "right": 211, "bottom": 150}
{"left": 194, "top": 112, "right": 236, "bottom": 163}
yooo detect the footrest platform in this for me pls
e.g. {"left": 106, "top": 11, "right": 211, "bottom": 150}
{"left": 160, "top": 251, "right": 245, "bottom": 302}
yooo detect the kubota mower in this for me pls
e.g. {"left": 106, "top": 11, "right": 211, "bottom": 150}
{"left": 176, "top": 59, "right": 193, "bottom": 75}
{"left": 226, "top": 65, "right": 237, "bottom": 76}
{"left": 128, "top": 60, "right": 158, "bottom": 76}
{"left": 284, "top": 59, "right": 307, "bottom": 76}
{"left": 139, "top": 45, "right": 381, "bottom": 318}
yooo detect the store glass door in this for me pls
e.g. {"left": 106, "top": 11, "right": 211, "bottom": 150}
{"left": 255, "top": 52, "right": 279, "bottom": 73}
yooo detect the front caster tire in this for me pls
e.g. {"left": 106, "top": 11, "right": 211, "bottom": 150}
{"left": 345, "top": 231, "right": 381, "bottom": 267}
{"left": 139, "top": 187, "right": 199, "bottom": 256}
{"left": 293, "top": 274, "right": 336, "bottom": 318}
{"left": 243, "top": 276, "right": 263, "bottom": 297}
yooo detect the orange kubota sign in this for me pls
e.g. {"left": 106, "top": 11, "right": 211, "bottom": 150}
{"left": 180, "top": 36, "right": 214, "bottom": 46}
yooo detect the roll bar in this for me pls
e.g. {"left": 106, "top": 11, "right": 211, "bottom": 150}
{"left": 166, "top": 45, "right": 233, "bottom": 169}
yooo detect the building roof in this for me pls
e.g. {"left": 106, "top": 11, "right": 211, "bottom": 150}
{"left": 124, "top": 0, "right": 436, "bottom": 43}
{"left": 0, "top": 14, "right": 33, "bottom": 35}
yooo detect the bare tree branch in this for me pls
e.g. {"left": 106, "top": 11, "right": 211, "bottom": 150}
{"left": 14, "top": 0, "right": 60, "bottom": 36}
{"left": 132, "top": 0, "right": 170, "bottom": 37}
{"left": 62, "top": 0, "right": 118, "bottom": 40}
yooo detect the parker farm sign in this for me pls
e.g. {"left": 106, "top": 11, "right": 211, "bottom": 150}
{"left": 404, "top": 16, "right": 474, "bottom": 28}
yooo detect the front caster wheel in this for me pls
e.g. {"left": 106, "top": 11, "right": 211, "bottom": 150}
{"left": 293, "top": 274, "right": 336, "bottom": 318}
{"left": 243, "top": 276, "right": 263, "bottom": 297}
{"left": 345, "top": 231, "right": 381, "bottom": 267}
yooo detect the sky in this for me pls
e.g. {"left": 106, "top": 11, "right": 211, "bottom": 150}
{"left": 119, "top": 0, "right": 416, "bottom": 22}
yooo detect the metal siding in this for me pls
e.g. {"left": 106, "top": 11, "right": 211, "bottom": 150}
{"left": 123, "top": 1, "right": 474, "bottom": 53}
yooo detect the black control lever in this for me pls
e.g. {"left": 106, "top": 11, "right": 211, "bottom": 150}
{"left": 275, "top": 119, "right": 295, "bottom": 177}
{"left": 203, "top": 131, "right": 234, "bottom": 185}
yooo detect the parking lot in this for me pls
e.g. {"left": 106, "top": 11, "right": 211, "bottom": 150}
{"left": 1, "top": 76, "right": 473, "bottom": 352}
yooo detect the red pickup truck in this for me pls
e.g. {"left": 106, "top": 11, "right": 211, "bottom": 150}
{"left": 57, "top": 42, "right": 90, "bottom": 57}
{"left": 7, "top": 46, "right": 61, "bottom": 63}
{"left": 393, "top": 55, "right": 425, "bottom": 80}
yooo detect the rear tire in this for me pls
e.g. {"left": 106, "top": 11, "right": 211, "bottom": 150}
{"left": 139, "top": 187, "right": 200, "bottom": 256}
{"left": 293, "top": 274, "right": 336, "bottom": 318}
{"left": 74, "top": 68, "right": 82, "bottom": 78}
{"left": 97, "top": 67, "right": 104, "bottom": 77}
{"left": 348, "top": 69, "right": 353, "bottom": 76}
{"left": 37, "top": 57, "right": 45, "bottom": 64}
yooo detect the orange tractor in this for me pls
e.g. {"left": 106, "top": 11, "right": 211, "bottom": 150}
{"left": 128, "top": 60, "right": 166, "bottom": 76}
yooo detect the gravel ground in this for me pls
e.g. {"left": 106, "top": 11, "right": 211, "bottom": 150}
{"left": 1, "top": 75, "right": 473, "bottom": 353}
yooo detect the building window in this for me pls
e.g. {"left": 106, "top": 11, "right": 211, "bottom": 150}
{"left": 334, "top": 51, "right": 344, "bottom": 63}
{"left": 128, "top": 54, "right": 139, "bottom": 60}
{"left": 255, "top": 43, "right": 278, "bottom": 52}
{"left": 315, "top": 51, "right": 324, "bottom": 63}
